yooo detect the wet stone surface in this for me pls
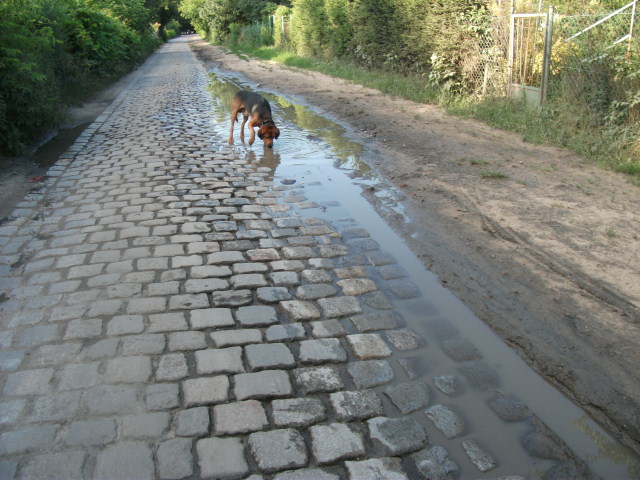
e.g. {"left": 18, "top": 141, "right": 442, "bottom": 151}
{"left": 0, "top": 35, "right": 605, "bottom": 480}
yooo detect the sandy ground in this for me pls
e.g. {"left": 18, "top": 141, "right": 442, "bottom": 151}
{"left": 186, "top": 39, "right": 640, "bottom": 454}
{"left": 1, "top": 36, "right": 638, "bottom": 455}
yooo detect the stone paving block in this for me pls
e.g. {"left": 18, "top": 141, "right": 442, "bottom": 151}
{"left": 0, "top": 399, "right": 25, "bottom": 425}
{"left": 146, "top": 383, "right": 180, "bottom": 411}
{"left": 157, "top": 438, "right": 194, "bottom": 479}
{"left": 384, "top": 381, "right": 430, "bottom": 414}
{"left": 433, "top": 376, "right": 459, "bottom": 396}
{"left": 234, "top": 370, "right": 292, "bottom": 400}
{"left": 196, "top": 347, "right": 244, "bottom": 374}
{"left": 270, "top": 271, "right": 300, "bottom": 286}
{"left": 230, "top": 273, "right": 268, "bottom": 289}
{"left": 310, "top": 319, "right": 346, "bottom": 338}
{"left": 440, "top": 337, "right": 482, "bottom": 361}
{"left": 271, "top": 260, "right": 305, "bottom": 272}
{"left": 329, "top": 389, "right": 383, "bottom": 421}
{"left": 214, "top": 400, "right": 269, "bottom": 435}
{"left": 249, "top": 428, "right": 308, "bottom": 473}
{"left": 207, "top": 251, "right": 245, "bottom": 264}
{"left": 301, "top": 269, "right": 332, "bottom": 283}
{"left": 347, "top": 360, "right": 394, "bottom": 389}
{"left": 19, "top": 451, "right": 86, "bottom": 480}
{"left": 310, "top": 423, "right": 365, "bottom": 465}
{"left": 29, "top": 391, "right": 82, "bottom": 422}
{"left": 461, "top": 439, "right": 497, "bottom": 472}
{"left": 104, "top": 356, "right": 152, "bottom": 383}
{"left": 211, "top": 289, "right": 253, "bottom": 307}
{"left": 272, "top": 398, "right": 326, "bottom": 428}
{"left": 107, "top": 315, "right": 145, "bottom": 336}
{"left": 388, "top": 279, "right": 420, "bottom": 299}
{"left": 273, "top": 468, "right": 339, "bottom": 480}
{"left": 299, "top": 338, "right": 348, "bottom": 365}
{"left": 191, "top": 265, "right": 232, "bottom": 278}
{"left": 337, "top": 278, "right": 377, "bottom": 296}
{"left": 458, "top": 361, "right": 501, "bottom": 390}
{"left": 18, "top": 325, "right": 58, "bottom": 347}
{"left": 293, "top": 366, "right": 344, "bottom": 394}
{"left": 122, "top": 334, "right": 166, "bottom": 355}
{"left": 265, "top": 324, "right": 306, "bottom": 342}
{"left": 245, "top": 343, "right": 295, "bottom": 371}
{"left": 82, "top": 338, "right": 119, "bottom": 359}
{"left": 83, "top": 384, "right": 142, "bottom": 415}
{"left": 211, "top": 329, "right": 262, "bottom": 347}
{"left": 121, "top": 412, "right": 171, "bottom": 439}
{"left": 185, "top": 278, "right": 228, "bottom": 293}
{"left": 346, "top": 333, "right": 392, "bottom": 359}
{"left": 412, "top": 446, "right": 459, "bottom": 480}
{"left": 0, "top": 425, "right": 58, "bottom": 455}
{"left": 487, "top": 394, "right": 529, "bottom": 422}
{"left": 4, "top": 368, "right": 54, "bottom": 396}
{"left": 126, "top": 297, "right": 166, "bottom": 314}
{"left": 425, "top": 404, "right": 465, "bottom": 439}
{"left": 58, "top": 362, "right": 100, "bottom": 391}
{"left": 280, "top": 300, "right": 321, "bottom": 321}
{"left": 350, "top": 312, "right": 401, "bottom": 332}
{"left": 169, "top": 293, "right": 209, "bottom": 310}
{"left": 64, "top": 318, "right": 102, "bottom": 340}
{"left": 295, "top": 284, "right": 338, "bottom": 300}
{"left": 197, "top": 437, "right": 249, "bottom": 480}
{"left": 156, "top": 353, "right": 189, "bottom": 381}
{"left": 257, "top": 286, "right": 292, "bottom": 303}
{"left": 367, "top": 416, "right": 427, "bottom": 455}
{"left": 183, "top": 375, "right": 229, "bottom": 407}
{"left": 168, "top": 331, "right": 207, "bottom": 351}
{"left": 190, "top": 307, "right": 235, "bottom": 329}
{"left": 317, "top": 296, "right": 361, "bottom": 318}
{"left": 94, "top": 442, "right": 155, "bottom": 480}
{"left": 0, "top": 351, "right": 25, "bottom": 371}
{"left": 235, "top": 305, "right": 278, "bottom": 327}
{"left": 385, "top": 328, "right": 422, "bottom": 351}
{"left": 177, "top": 406, "right": 210, "bottom": 437}
{"left": 345, "top": 457, "right": 409, "bottom": 480}
{"left": 65, "top": 419, "right": 117, "bottom": 446}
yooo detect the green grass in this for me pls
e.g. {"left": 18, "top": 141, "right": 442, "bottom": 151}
{"left": 226, "top": 43, "right": 640, "bottom": 181}
{"left": 227, "top": 44, "right": 441, "bottom": 105}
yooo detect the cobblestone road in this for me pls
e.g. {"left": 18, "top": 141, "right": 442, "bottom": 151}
{"left": 0, "top": 37, "right": 601, "bottom": 479}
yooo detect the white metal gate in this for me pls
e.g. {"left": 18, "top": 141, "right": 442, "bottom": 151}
{"left": 508, "top": 7, "right": 554, "bottom": 107}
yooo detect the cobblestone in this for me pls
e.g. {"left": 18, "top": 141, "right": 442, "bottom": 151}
{"left": 213, "top": 400, "right": 269, "bottom": 435}
{"left": 249, "top": 428, "right": 308, "bottom": 473}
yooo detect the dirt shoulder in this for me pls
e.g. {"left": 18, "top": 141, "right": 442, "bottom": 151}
{"left": 189, "top": 38, "right": 640, "bottom": 453}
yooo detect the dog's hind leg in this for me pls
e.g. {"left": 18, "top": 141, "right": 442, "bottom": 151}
{"left": 228, "top": 109, "right": 238, "bottom": 144}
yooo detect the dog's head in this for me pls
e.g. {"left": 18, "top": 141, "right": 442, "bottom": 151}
{"left": 258, "top": 124, "right": 280, "bottom": 148}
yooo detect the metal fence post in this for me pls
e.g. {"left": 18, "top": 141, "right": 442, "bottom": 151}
{"left": 629, "top": 0, "right": 637, "bottom": 54}
{"left": 540, "top": 6, "right": 554, "bottom": 106}
{"left": 507, "top": 2, "right": 515, "bottom": 97}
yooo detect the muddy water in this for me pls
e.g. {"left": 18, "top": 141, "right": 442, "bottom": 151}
{"left": 206, "top": 72, "right": 640, "bottom": 478}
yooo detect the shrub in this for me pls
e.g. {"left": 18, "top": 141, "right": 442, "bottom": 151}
{"left": 0, "top": 0, "right": 160, "bottom": 156}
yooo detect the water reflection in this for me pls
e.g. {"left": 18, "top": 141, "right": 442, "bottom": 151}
{"left": 206, "top": 73, "right": 370, "bottom": 177}
{"left": 573, "top": 416, "right": 640, "bottom": 478}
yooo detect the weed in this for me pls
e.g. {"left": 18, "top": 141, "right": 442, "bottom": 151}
{"left": 470, "top": 159, "right": 489, "bottom": 166}
{"left": 480, "top": 170, "right": 508, "bottom": 179}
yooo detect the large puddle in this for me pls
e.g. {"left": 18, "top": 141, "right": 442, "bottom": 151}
{"left": 204, "top": 71, "right": 640, "bottom": 478}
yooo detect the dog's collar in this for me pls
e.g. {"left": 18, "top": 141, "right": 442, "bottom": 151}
{"left": 261, "top": 119, "right": 275, "bottom": 127}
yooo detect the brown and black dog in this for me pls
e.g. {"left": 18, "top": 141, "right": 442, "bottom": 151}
{"left": 228, "top": 90, "right": 280, "bottom": 148}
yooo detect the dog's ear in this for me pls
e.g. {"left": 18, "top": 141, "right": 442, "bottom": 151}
{"left": 257, "top": 127, "right": 264, "bottom": 140}
{"left": 275, "top": 128, "right": 280, "bottom": 140}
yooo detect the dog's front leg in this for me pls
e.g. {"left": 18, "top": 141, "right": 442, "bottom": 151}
{"left": 247, "top": 119, "right": 258, "bottom": 146}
